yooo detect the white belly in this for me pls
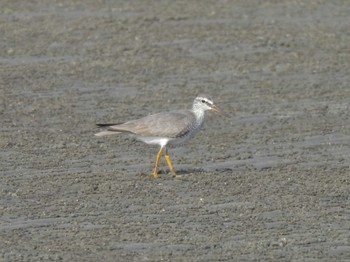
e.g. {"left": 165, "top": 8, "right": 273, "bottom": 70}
{"left": 137, "top": 137, "right": 173, "bottom": 147}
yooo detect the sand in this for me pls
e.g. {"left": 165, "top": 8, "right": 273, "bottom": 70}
{"left": 1, "top": 1, "right": 349, "bottom": 261}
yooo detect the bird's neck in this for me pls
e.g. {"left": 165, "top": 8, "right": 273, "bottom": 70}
{"left": 191, "top": 106, "right": 206, "bottom": 123}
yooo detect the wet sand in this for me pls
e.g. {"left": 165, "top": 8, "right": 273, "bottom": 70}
{"left": 1, "top": 1, "right": 350, "bottom": 261}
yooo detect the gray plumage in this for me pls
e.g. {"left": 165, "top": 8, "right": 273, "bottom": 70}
{"left": 95, "top": 94, "right": 222, "bottom": 177}
{"left": 95, "top": 94, "right": 219, "bottom": 146}
{"left": 97, "top": 110, "right": 198, "bottom": 140}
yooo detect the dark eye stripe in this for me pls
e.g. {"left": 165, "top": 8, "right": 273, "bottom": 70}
{"left": 198, "top": 98, "right": 212, "bottom": 105}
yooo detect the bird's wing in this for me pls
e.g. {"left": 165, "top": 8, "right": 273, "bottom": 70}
{"left": 107, "top": 110, "right": 195, "bottom": 138}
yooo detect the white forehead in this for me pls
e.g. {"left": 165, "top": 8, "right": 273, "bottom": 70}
{"left": 195, "top": 94, "right": 213, "bottom": 104}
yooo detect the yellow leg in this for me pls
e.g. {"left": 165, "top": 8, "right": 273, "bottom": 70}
{"left": 165, "top": 148, "right": 177, "bottom": 177}
{"left": 152, "top": 147, "right": 163, "bottom": 177}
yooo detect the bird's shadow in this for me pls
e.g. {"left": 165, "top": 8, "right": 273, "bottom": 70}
{"left": 158, "top": 168, "right": 205, "bottom": 176}
{"left": 138, "top": 167, "right": 235, "bottom": 179}
{"left": 138, "top": 168, "right": 205, "bottom": 179}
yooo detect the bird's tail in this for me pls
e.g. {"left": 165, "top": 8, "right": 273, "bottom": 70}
{"left": 96, "top": 123, "right": 123, "bottom": 127}
{"left": 95, "top": 123, "right": 124, "bottom": 137}
{"left": 94, "top": 130, "right": 121, "bottom": 137}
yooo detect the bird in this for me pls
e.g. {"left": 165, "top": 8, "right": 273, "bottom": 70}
{"left": 95, "top": 94, "right": 223, "bottom": 177}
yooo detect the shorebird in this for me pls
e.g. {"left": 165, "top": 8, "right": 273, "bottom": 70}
{"left": 95, "top": 94, "right": 223, "bottom": 177}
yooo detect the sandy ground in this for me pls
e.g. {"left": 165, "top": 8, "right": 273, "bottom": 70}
{"left": 1, "top": 0, "right": 350, "bottom": 261}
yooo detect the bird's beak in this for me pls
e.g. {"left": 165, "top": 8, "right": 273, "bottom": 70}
{"left": 210, "top": 104, "right": 222, "bottom": 113}
{"left": 211, "top": 104, "right": 228, "bottom": 117}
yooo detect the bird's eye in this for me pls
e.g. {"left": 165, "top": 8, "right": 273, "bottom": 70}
{"left": 201, "top": 100, "right": 206, "bottom": 103}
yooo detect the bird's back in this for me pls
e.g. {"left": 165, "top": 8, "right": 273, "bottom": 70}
{"left": 107, "top": 110, "right": 199, "bottom": 138}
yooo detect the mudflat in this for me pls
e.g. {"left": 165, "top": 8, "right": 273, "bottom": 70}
{"left": 1, "top": 1, "right": 349, "bottom": 261}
